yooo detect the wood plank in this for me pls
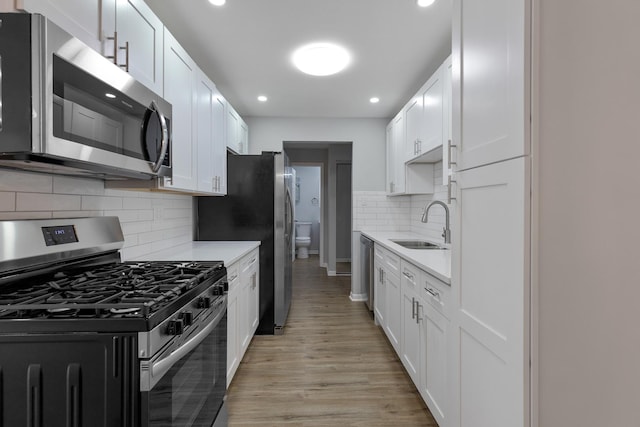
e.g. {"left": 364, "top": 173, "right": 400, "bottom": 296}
{"left": 227, "top": 256, "right": 437, "bottom": 426}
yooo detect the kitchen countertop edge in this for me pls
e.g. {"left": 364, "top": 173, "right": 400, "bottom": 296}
{"left": 129, "top": 241, "right": 261, "bottom": 267}
{"left": 360, "top": 231, "right": 451, "bottom": 284}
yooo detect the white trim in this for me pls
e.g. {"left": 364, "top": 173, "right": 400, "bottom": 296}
{"left": 349, "top": 292, "right": 367, "bottom": 302}
{"left": 310, "top": 249, "right": 319, "bottom": 255}
{"left": 336, "top": 258, "right": 351, "bottom": 263}
{"left": 327, "top": 270, "right": 337, "bottom": 276}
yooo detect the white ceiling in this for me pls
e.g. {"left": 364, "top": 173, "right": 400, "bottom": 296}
{"left": 145, "top": 0, "right": 452, "bottom": 119}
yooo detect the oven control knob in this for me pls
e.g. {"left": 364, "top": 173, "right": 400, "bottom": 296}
{"left": 180, "top": 311, "right": 193, "bottom": 326}
{"left": 167, "top": 319, "right": 184, "bottom": 335}
{"left": 221, "top": 281, "right": 229, "bottom": 292}
{"left": 212, "top": 286, "right": 224, "bottom": 296}
{"left": 197, "top": 297, "right": 211, "bottom": 308}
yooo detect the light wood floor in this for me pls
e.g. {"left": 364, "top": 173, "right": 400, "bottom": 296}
{"left": 227, "top": 256, "right": 437, "bottom": 426}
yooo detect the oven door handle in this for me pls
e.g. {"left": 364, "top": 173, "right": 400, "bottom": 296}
{"left": 151, "top": 306, "right": 225, "bottom": 384}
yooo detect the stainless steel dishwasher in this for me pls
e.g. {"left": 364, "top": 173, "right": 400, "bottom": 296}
{"left": 360, "top": 234, "right": 375, "bottom": 312}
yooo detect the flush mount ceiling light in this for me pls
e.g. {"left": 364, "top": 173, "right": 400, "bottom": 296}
{"left": 257, "top": 95, "right": 268, "bottom": 102}
{"left": 370, "top": 97, "right": 380, "bottom": 104}
{"left": 209, "top": 0, "right": 226, "bottom": 6}
{"left": 105, "top": 93, "right": 116, "bottom": 99}
{"left": 292, "top": 43, "right": 351, "bottom": 77}
{"left": 417, "top": 0, "right": 436, "bottom": 7}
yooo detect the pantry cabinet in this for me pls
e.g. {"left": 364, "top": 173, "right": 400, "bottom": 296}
{"left": 450, "top": 0, "right": 531, "bottom": 425}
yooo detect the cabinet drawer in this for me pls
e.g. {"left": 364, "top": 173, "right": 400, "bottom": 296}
{"left": 226, "top": 262, "right": 240, "bottom": 293}
{"left": 400, "top": 260, "right": 420, "bottom": 292}
{"left": 241, "top": 249, "right": 259, "bottom": 274}
{"left": 378, "top": 247, "right": 400, "bottom": 277}
{"left": 421, "top": 272, "right": 450, "bottom": 318}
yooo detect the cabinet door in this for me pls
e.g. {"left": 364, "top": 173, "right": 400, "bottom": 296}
{"left": 239, "top": 119, "right": 249, "bottom": 154}
{"left": 453, "top": 0, "right": 529, "bottom": 171}
{"left": 385, "top": 122, "right": 395, "bottom": 194}
{"left": 226, "top": 287, "right": 238, "bottom": 387}
{"left": 384, "top": 270, "right": 402, "bottom": 354}
{"left": 442, "top": 56, "right": 453, "bottom": 186}
{"left": 421, "top": 303, "right": 448, "bottom": 427}
{"left": 239, "top": 275, "right": 251, "bottom": 355}
{"left": 451, "top": 157, "right": 529, "bottom": 427}
{"left": 404, "top": 96, "right": 422, "bottom": 161}
{"left": 212, "top": 90, "right": 227, "bottom": 194}
{"left": 401, "top": 282, "right": 421, "bottom": 386}
{"left": 226, "top": 105, "right": 240, "bottom": 153}
{"left": 392, "top": 113, "right": 405, "bottom": 194}
{"left": 196, "top": 70, "right": 216, "bottom": 193}
{"left": 373, "top": 254, "right": 385, "bottom": 326}
{"left": 248, "top": 268, "right": 259, "bottom": 332}
{"left": 115, "top": 0, "right": 163, "bottom": 95}
{"left": 421, "top": 68, "right": 444, "bottom": 155}
{"left": 22, "top": 0, "right": 102, "bottom": 51}
{"left": 162, "top": 28, "right": 197, "bottom": 192}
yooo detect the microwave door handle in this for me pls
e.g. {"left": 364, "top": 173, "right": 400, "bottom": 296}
{"left": 149, "top": 100, "right": 169, "bottom": 173}
{"left": 150, "top": 306, "right": 225, "bottom": 385}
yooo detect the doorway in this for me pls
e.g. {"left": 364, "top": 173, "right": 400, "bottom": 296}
{"left": 292, "top": 165, "right": 322, "bottom": 261}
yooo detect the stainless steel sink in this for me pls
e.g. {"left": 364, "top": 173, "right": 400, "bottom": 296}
{"left": 390, "top": 239, "right": 447, "bottom": 250}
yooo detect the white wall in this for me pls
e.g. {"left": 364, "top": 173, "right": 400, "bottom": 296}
{"left": 245, "top": 117, "right": 386, "bottom": 192}
{"left": 0, "top": 170, "right": 193, "bottom": 260}
{"left": 535, "top": 1, "right": 640, "bottom": 425}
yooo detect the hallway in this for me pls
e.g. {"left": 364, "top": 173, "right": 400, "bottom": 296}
{"left": 227, "top": 256, "right": 437, "bottom": 426}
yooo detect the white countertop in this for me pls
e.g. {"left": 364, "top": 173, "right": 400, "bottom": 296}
{"left": 131, "top": 241, "right": 261, "bottom": 266}
{"left": 360, "top": 231, "right": 451, "bottom": 284}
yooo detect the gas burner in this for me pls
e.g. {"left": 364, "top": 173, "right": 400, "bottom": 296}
{"left": 110, "top": 307, "right": 140, "bottom": 315}
{"left": 47, "top": 307, "right": 73, "bottom": 313}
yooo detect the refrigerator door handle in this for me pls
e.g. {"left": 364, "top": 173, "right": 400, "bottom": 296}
{"left": 285, "top": 186, "right": 294, "bottom": 243}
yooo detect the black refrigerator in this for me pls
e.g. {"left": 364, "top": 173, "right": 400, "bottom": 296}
{"left": 196, "top": 151, "right": 293, "bottom": 335}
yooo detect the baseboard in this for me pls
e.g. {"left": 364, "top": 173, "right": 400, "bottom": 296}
{"left": 336, "top": 258, "right": 351, "bottom": 263}
{"left": 309, "top": 249, "right": 319, "bottom": 255}
{"left": 327, "top": 270, "right": 337, "bottom": 276}
{"left": 349, "top": 292, "right": 367, "bottom": 302}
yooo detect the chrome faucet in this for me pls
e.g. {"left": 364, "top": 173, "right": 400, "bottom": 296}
{"left": 421, "top": 200, "right": 451, "bottom": 244}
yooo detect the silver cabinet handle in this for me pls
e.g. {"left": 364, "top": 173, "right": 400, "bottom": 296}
{"left": 448, "top": 140, "right": 457, "bottom": 169}
{"left": 417, "top": 139, "right": 421, "bottom": 154}
{"left": 105, "top": 31, "right": 118, "bottom": 65}
{"left": 411, "top": 297, "right": 416, "bottom": 319}
{"left": 416, "top": 302, "right": 423, "bottom": 324}
{"left": 119, "top": 41, "right": 130, "bottom": 72}
{"left": 403, "top": 271, "right": 414, "bottom": 281}
{"left": 448, "top": 175, "right": 457, "bottom": 204}
{"left": 425, "top": 287, "right": 440, "bottom": 299}
{"left": 228, "top": 274, "right": 238, "bottom": 282}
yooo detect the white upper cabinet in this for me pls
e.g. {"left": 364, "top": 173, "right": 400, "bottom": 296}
{"left": 22, "top": 0, "right": 103, "bottom": 51}
{"left": 226, "top": 104, "right": 249, "bottom": 154}
{"left": 21, "top": 0, "right": 164, "bottom": 95}
{"left": 196, "top": 70, "right": 227, "bottom": 195}
{"left": 442, "top": 56, "right": 453, "bottom": 186}
{"left": 104, "top": 0, "right": 164, "bottom": 95}
{"left": 453, "top": 0, "right": 529, "bottom": 171}
{"left": 162, "top": 27, "right": 197, "bottom": 192}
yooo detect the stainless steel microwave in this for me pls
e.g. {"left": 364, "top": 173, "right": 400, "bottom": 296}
{"left": 0, "top": 13, "right": 171, "bottom": 180}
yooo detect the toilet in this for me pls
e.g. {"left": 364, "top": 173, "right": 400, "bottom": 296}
{"left": 295, "top": 222, "right": 312, "bottom": 259}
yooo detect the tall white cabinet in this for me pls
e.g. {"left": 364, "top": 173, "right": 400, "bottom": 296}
{"left": 450, "top": 0, "right": 531, "bottom": 426}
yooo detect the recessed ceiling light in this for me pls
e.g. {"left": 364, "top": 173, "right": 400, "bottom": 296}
{"left": 417, "top": 0, "right": 435, "bottom": 7}
{"left": 105, "top": 93, "right": 116, "bottom": 99}
{"left": 209, "top": 0, "right": 226, "bottom": 6}
{"left": 370, "top": 97, "right": 380, "bottom": 104}
{"left": 292, "top": 43, "right": 351, "bottom": 77}
{"left": 257, "top": 95, "right": 268, "bottom": 102}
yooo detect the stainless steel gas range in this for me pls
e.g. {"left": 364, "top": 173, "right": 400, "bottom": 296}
{"left": 0, "top": 217, "right": 228, "bottom": 427}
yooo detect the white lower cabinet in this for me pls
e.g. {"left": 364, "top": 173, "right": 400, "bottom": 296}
{"left": 373, "top": 245, "right": 402, "bottom": 354}
{"left": 377, "top": 246, "right": 450, "bottom": 427}
{"left": 226, "top": 248, "right": 260, "bottom": 387}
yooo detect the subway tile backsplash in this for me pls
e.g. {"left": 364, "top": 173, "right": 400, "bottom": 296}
{"left": 354, "top": 162, "right": 455, "bottom": 244}
{"left": 0, "top": 170, "right": 193, "bottom": 260}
